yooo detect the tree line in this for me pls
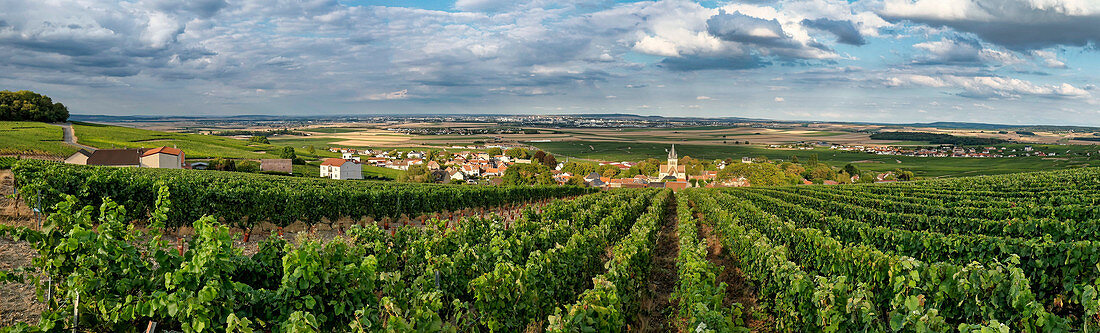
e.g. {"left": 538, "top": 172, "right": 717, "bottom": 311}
{"left": 0, "top": 90, "right": 69, "bottom": 122}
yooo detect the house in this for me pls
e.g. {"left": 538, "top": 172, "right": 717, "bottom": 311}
{"left": 140, "top": 147, "right": 185, "bottom": 169}
{"left": 461, "top": 164, "right": 481, "bottom": 177}
{"left": 741, "top": 157, "right": 753, "bottom": 164}
{"left": 342, "top": 152, "right": 361, "bottom": 162}
{"left": 823, "top": 180, "right": 839, "bottom": 185}
{"left": 320, "top": 158, "right": 363, "bottom": 180}
{"left": 658, "top": 145, "right": 687, "bottom": 179}
{"left": 449, "top": 171, "right": 466, "bottom": 181}
{"left": 260, "top": 159, "right": 293, "bottom": 174}
{"left": 426, "top": 160, "right": 441, "bottom": 170}
{"left": 66, "top": 146, "right": 184, "bottom": 169}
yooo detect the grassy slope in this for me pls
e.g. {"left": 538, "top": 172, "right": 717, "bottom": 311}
{"left": 0, "top": 121, "right": 79, "bottom": 156}
{"left": 530, "top": 140, "right": 1100, "bottom": 178}
{"left": 72, "top": 123, "right": 335, "bottom": 161}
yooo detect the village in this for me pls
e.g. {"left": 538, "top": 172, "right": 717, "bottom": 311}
{"left": 322, "top": 144, "right": 764, "bottom": 189}
{"left": 827, "top": 144, "right": 1064, "bottom": 158}
{"left": 58, "top": 142, "right": 918, "bottom": 189}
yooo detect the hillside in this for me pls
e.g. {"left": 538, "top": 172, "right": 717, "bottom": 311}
{"left": 0, "top": 163, "right": 1097, "bottom": 331}
{"left": 0, "top": 122, "right": 78, "bottom": 156}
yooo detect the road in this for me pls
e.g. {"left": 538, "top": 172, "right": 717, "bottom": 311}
{"left": 50, "top": 123, "right": 97, "bottom": 152}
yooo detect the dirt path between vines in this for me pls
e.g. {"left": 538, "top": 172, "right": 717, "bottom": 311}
{"left": 633, "top": 197, "right": 679, "bottom": 332}
{"left": 693, "top": 201, "right": 774, "bottom": 332}
{"left": 0, "top": 170, "right": 45, "bottom": 327}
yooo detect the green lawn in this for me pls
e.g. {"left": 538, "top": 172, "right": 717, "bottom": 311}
{"left": 364, "top": 165, "right": 404, "bottom": 179}
{"left": 0, "top": 121, "right": 79, "bottom": 156}
{"left": 530, "top": 140, "right": 1100, "bottom": 178}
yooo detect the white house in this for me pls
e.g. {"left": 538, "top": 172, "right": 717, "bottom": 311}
{"left": 461, "top": 164, "right": 481, "bottom": 177}
{"left": 320, "top": 158, "right": 363, "bottom": 180}
{"left": 342, "top": 152, "right": 361, "bottom": 162}
{"left": 449, "top": 171, "right": 465, "bottom": 181}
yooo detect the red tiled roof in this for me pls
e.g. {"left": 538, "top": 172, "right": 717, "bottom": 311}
{"left": 321, "top": 158, "right": 357, "bottom": 167}
{"left": 141, "top": 146, "right": 183, "bottom": 157}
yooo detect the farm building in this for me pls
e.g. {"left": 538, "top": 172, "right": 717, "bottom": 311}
{"left": 260, "top": 159, "right": 293, "bottom": 174}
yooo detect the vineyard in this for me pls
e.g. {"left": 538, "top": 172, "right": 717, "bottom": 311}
{"left": 0, "top": 161, "right": 1098, "bottom": 332}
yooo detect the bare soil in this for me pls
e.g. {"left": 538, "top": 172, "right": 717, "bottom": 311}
{"left": 0, "top": 170, "right": 45, "bottom": 327}
{"left": 633, "top": 198, "right": 679, "bottom": 332}
{"left": 693, "top": 202, "right": 775, "bottom": 332}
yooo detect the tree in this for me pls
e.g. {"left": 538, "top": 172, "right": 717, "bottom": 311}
{"left": 502, "top": 163, "right": 554, "bottom": 186}
{"left": 249, "top": 136, "right": 270, "bottom": 144}
{"left": 601, "top": 167, "right": 620, "bottom": 178}
{"left": 636, "top": 158, "right": 661, "bottom": 176}
{"left": 565, "top": 174, "right": 587, "bottom": 186}
{"left": 804, "top": 164, "right": 836, "bottom": 182}
{"left": 542, "top": 154, "right": 558, "bottom": 168}
{"left": 280, "top": 147, "right": 297, "bottom": 160}
{"left": 680, "top": 156, "right": 705, "bottom": 176}
{"left": 236, "top": 160, "right": 260, "bottom": 173}
{"left": 211, "top": 158, "right": 236, "bottom": 171}
{"left": 0, "top": 90, "right": 69, "bottom": 122}
{"left": 506, "top": 148, "right": 529, "bottom": 159}
{"left": 894, "top": 168, "right": 914, "bottom": 181}
{"left": 532, "top": 150, "right": 547, "bottom": 164}
{"left": 843, "top": 163, "right": 860, "bottom": 176}
{"left": 400, "top": 165, "right": 434, "bottom": 183}
{"left": 808, "top": 153, "right": 819, "bottom": 166}
{"left": 279, "top": 147, "right": 305, "bottom": 165}
{"left": 561, "top": 161, "right": 594, "bottom": 176}
{"left": 307, "top": 145, "right": 316, "bottom": 155}
{"left": 717, "top": 162, "right": 790, "bottom": 186}
{"left": 487, "top": 147, "right": 503, "bottom": 156}
{"left": 790, "top": 155, "right": 800, "bottom": 163}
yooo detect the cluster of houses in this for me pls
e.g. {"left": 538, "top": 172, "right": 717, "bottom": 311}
{"left": 569, "top": 145, "right": 749, "bottom": 190}
{"left": 321, "top": 145, "right": 749, "bottom": 189}
{"left": 323, "top": 147, "right": 530, "bottom": 182}
{"left": 829, "top": 144, "right": 1056, "bottom": 158}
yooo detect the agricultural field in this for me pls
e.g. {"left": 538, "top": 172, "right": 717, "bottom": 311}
{"left": 0, "top": 122, "right": 78, "bottom": 156}
{"left": 1, "top": 161, "right": 1098, "bottom": 332}
{"left": 531, "top": 140, "right": 1100, "bottom": 178}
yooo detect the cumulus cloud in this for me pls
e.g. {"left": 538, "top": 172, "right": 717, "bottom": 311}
{"left": 0, "top": 0, "right": 1095, "bottom": 121}
{"left": 1031, "top": 50, "right": 1068, "bottom": 69}
{"left": 358, "top": 89, "right": 409, "bottom": 101}
{"left": 801, "top": 18, "right": 866, "bottom": 45}
{"left": 879, "top": 0, "right": 1100, "bottom": 50}
{"left": 911, "top": 36, "right": 1018, "bottom": 66}
{"left": 885, "top": 74, "right": 1091, "bottom": 99}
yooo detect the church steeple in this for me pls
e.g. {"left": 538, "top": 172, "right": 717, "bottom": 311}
{"left": 668, "top": 144, "right": 677, "bottom": 160}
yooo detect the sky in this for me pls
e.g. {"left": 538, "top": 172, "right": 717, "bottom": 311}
{"left": 1, "top": 0, "right": 1099, "bottom": 125}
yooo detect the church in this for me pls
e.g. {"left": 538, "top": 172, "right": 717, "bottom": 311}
{"left": 658, "top": 144, "right": 686, "bottom": 179}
